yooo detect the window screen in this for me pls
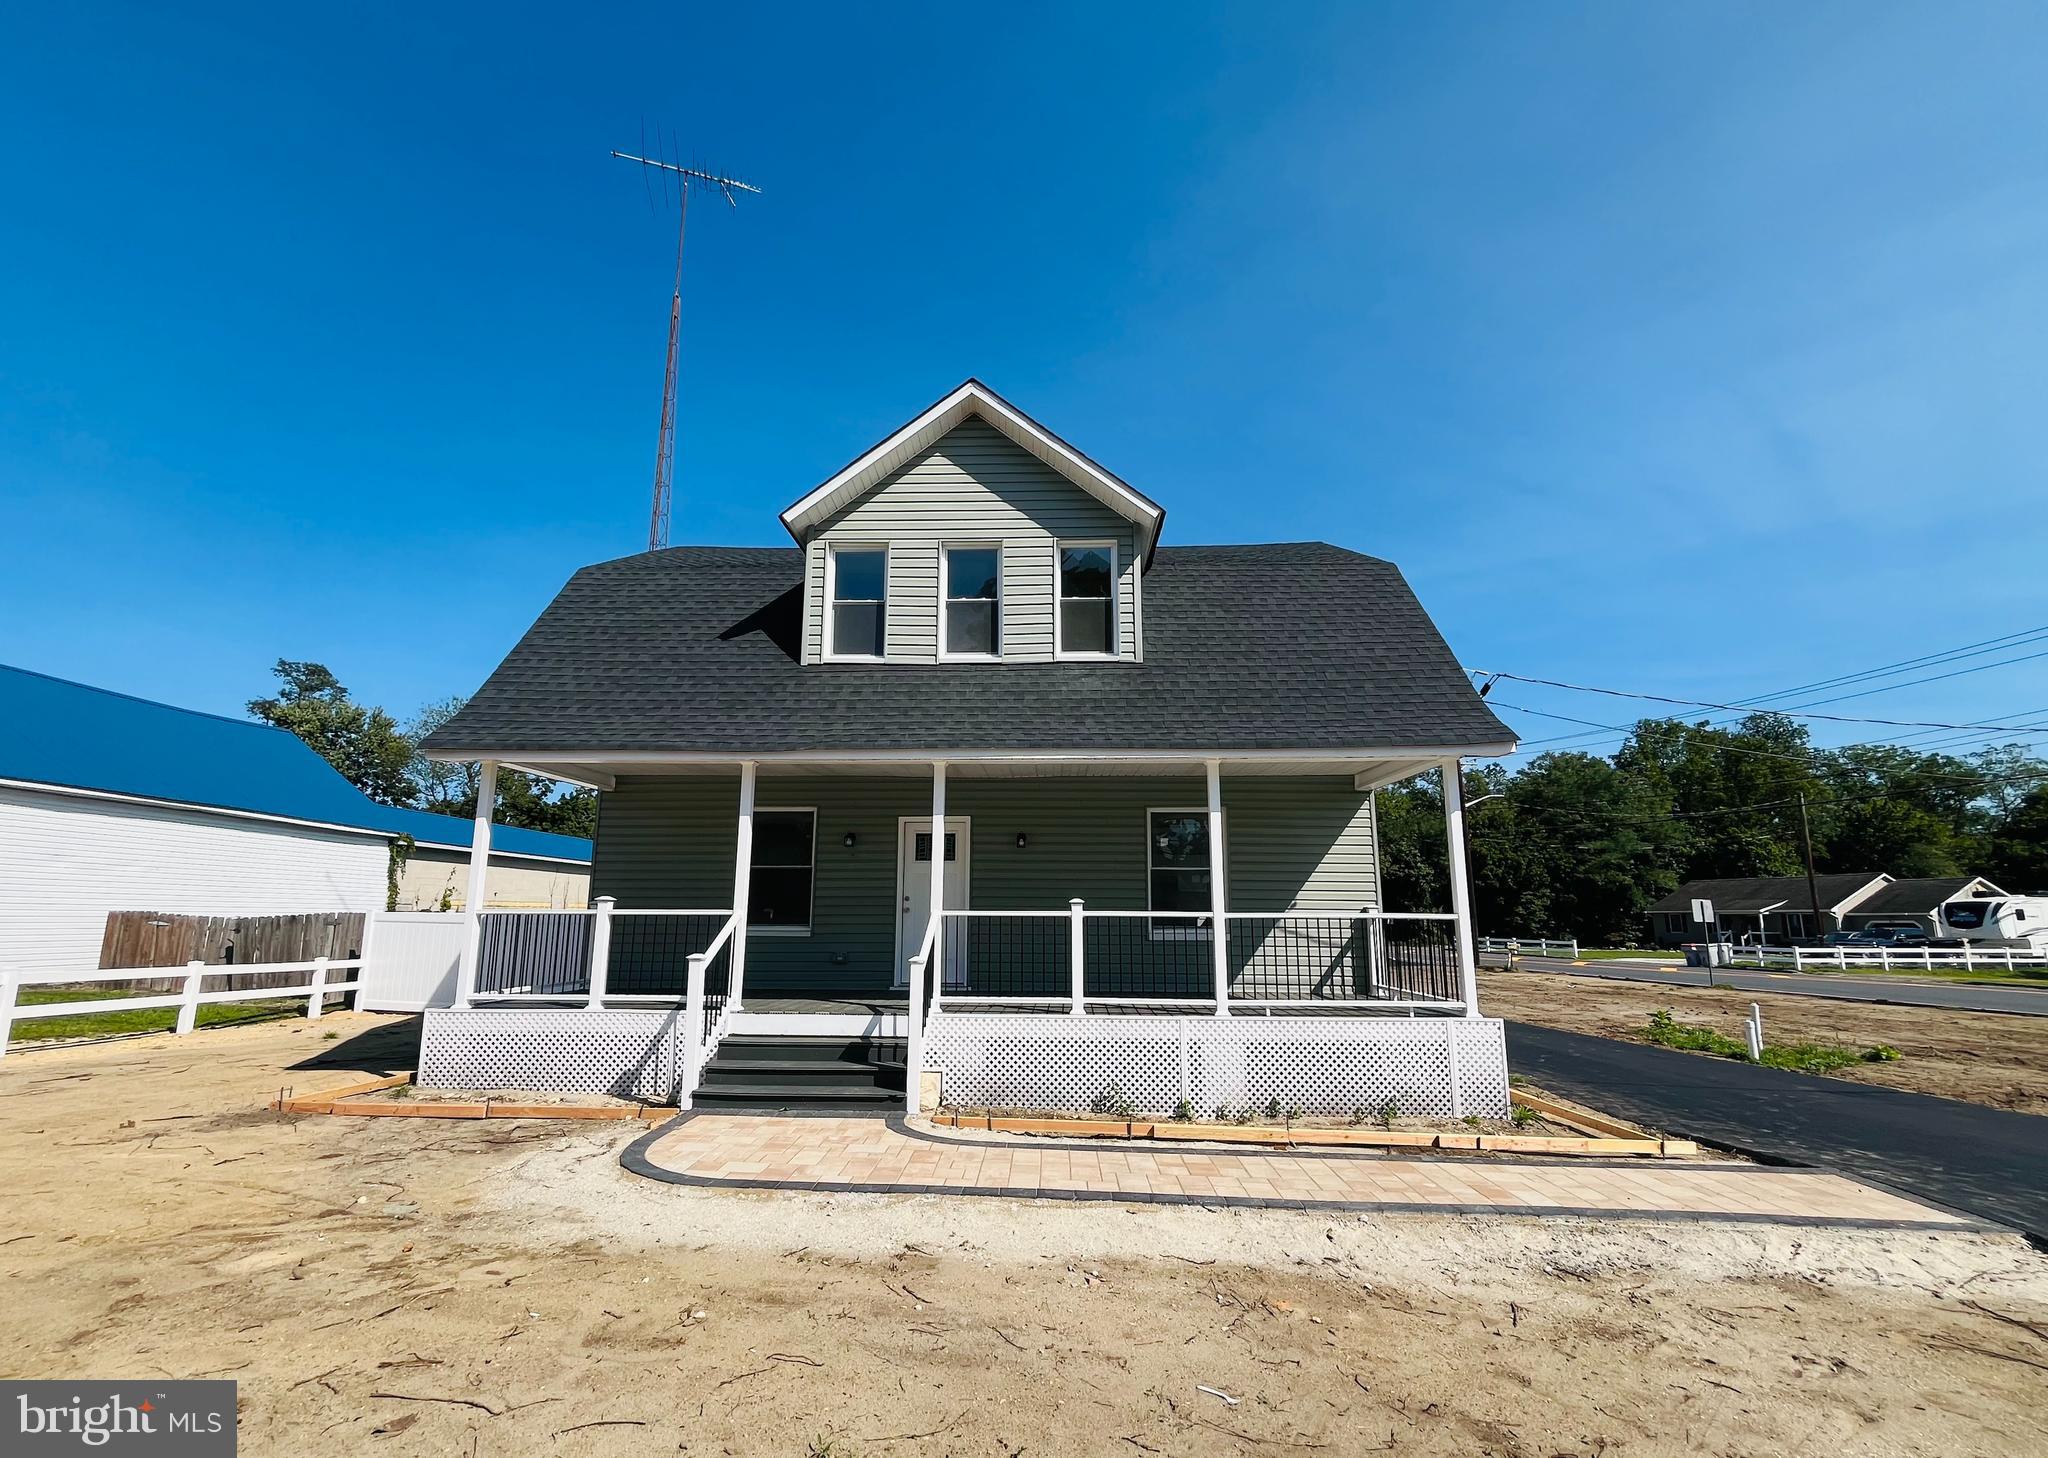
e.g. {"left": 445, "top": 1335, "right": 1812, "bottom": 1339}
{"left": 748, "top": 810, "right": 815, "bottom": 930}
{"left": 1059, "top": 544, "right": 1115, "bottom": 655}
{"left": 944, "top": 547, "right": 999, "bottom": 656}
{"left": 831, "top": 549, "right": 886, "bottom": 657}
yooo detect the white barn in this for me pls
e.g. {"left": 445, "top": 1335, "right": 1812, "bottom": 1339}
{"left": 0, "top": 664, "right": 590, "bottom": 974}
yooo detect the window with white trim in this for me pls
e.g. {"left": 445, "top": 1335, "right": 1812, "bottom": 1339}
{"left": 1057, "top": 542, "right": 1117, "bottom": 657}
{"left": 748, "top": 809, "right": 815, "bottom": 933}
{"left": 829, "top": 547, "right": 887, "bottom": 659}
{"left": 1148, "top": 808, "right": 1214, "bottom": 936}
{"left": 941, "top": 545, "right": 1000, "bottom": 658}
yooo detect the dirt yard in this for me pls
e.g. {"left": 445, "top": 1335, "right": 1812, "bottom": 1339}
{"left": 3, "top": 1014, "right": 2047, "bottom": 1456}
{"left": 1483, "top": 969, "right": 2048, "bottom": 1116}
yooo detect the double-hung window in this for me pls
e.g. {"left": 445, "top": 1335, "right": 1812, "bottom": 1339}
{"left": 1147, "top": 808, "right": 1216, "bottom": 937}
{"left": 941, "top": 545, "right": 1000, "bottom": 658}
{"left": 829, "top": 547, "right": 887, "bottom": 659}
{"left": 1057, "top": 542, "right": 1117, "bottom": 658}
{"left": 748, "top": 809, "right": 816, "bottom": 934}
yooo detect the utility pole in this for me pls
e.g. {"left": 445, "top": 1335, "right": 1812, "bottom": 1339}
{"left": 1798, "top": 792, "right": 1824, "bottom": 940}
{"left": 610, "top": 149, "right": 761, "bottom": 552}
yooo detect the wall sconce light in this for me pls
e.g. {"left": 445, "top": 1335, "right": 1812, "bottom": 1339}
{"left": 842, "top": 831, "right": 858, "bottom": 849}
{"left": 1015, "top": 832, "right": 1029, "bottom": 849}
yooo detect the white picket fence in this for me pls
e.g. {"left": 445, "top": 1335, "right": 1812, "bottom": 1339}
{"left": 1475, "top": 935, "right": 1580, "bottom": 958}
{"left": 1733, "top": 944, "right": 2048, "bottom": 972}
{"left": 0, "top": 957, "right": 363, "bottom": 1058}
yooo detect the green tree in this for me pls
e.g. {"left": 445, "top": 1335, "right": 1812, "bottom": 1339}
{"left": 248, "top": 660, "right": 416, "bottom": 805}
{"left": 1985, "top": 786, "right": 2048, "bottom": 894}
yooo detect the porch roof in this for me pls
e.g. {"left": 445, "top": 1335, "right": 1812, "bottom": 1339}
{"left": 423, "top": 542, "right": 1514, "bottom": 765}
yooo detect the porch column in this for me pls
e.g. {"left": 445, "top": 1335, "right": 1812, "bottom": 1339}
{"left": 728, "top": 760, "right": 757, "bottom": 1012}
{"left": 454, "top": 759, "right": 498, "bottom": 1010}
{"left": 1206, "top": 758, "right": 1229, "bottom": 1016}
{"left": 1441, "top": 758, "right": 1480, "bottom": 1016}
{"left": 905, "top": 760, "right": 947, "bottom": 1117}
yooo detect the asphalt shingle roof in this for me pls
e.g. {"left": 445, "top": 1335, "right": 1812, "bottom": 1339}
{"left": 1845, "top": 877, "right": 1997, "bottom": 915}
{"left": 0, "top": 664, "right": 590, "bottom": 862}
{"left": 1647, "top": 873, "right": 1887, "bottom": 916}
{"left": 422, "top": 543, "right": 1513, "bottom": 756}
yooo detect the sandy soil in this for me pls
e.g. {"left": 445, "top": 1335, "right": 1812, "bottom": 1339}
{"left": 3, "top": 1013, "right": 2046, "bottom": 1457}
{"left": 1484, "top": 969, "right": 2048, "bottom": 1116}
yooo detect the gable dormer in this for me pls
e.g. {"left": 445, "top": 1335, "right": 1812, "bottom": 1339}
{"left": 782, "top": 381, "right": 1163, "bottom": 666}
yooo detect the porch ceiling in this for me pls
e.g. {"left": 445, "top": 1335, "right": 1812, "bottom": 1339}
{"left": 507, "top": 753, "right": 1449, "bottom": 786}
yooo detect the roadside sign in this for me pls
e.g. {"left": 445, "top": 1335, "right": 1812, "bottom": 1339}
{"left": 1691, "top": 898, "right": 1714, "bottom": 925}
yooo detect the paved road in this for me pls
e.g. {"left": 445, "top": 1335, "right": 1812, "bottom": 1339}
{"left": 1506, "top": 1021, "right": 2048, "bottom": 1243}
{"left": 1490, "top": 954, "right": 2048, "bottom": 1016}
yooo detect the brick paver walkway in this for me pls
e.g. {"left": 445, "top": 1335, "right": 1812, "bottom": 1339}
{"left": 626, "top": 1115, "right": 1984, "bottom": 1229}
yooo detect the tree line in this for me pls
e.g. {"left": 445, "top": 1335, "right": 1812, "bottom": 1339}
{"left": 1377, "top": 713, "right": 2048, "bottom": 945}
{"left": 246, "top": 660, "right": 596, "bottom": 838}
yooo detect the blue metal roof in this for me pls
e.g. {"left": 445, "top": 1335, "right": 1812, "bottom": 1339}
{"left": 0, "top": 664, "right": 591, "bottom": 863}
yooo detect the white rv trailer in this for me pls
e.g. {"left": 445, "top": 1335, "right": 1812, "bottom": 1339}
{"left": 1939, "top": 897, "right": 2048, "bottom": 950}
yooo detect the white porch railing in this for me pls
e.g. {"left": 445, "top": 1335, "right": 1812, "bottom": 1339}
{"left": 924, "top": 906, "right": 1468, "bottom": 1015}
{"left": 0, "top": 958, "right": 362, "bottom": 1058}
{"left": 1734, "top": 944, "right": 2048, "bottom": 972}
{"left": 470, "top": 906, "right": 733, "bottom": 1003}
{"left": 1476, "top": 935, "right": 1580, "bottom": 958}
{"left": 678, "top": 912, "right": 742, "bottom": 1110}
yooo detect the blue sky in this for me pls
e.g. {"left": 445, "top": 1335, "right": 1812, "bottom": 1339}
{"left": 3, "top": 2, "right": 2044, "bottom": 765}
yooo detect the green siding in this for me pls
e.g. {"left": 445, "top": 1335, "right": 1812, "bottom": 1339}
{"left": 800, "top": 419, "right": 1143, "bottom": 665}
{"left": 591, "top": 772, "right": 1379, "bottom": 995}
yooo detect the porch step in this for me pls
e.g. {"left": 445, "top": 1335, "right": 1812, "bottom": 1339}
{"left": 692, "top": 1035, "right": 906, "bottom": 1113}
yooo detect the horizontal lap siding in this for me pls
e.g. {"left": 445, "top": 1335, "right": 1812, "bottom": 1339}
{"left": 590, "top": 773, "right": 1377, "bottom": 994}
{"left": 801, "top": 419, "right": 1141, "bottom": 664}
{"left": 0, "top": 785, "right": 389, "bottom": 974}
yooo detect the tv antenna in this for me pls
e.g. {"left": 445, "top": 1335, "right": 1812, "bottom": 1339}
{"left": 611, "top": 147, "right": 761, "bottom": 551}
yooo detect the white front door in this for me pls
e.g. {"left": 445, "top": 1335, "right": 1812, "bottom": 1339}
{"left": 896, "top": 816, "right": 970, "bottom": 987}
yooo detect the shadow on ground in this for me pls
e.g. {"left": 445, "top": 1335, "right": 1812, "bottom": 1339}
{"left": 285, "top": 1014, "right": 422, "bottom": 1076}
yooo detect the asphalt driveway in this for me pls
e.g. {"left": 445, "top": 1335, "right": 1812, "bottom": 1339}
{"left": 1498, "top": 954, "right": 2048, "bottom": 1016}
{"left": 1506, "top": 1021, "right": 2048, "bottom": 1244}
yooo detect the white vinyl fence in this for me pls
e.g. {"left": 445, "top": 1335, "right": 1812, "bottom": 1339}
{"left": 1475, "top": 936, "right": 1580, "bottom": 958}
{"left": 355, "top": 911, "right": 467, "bottom": 1011}
{"left": 0, "top": 958, "right": 361, "bottom": 1058}
{"left": 1733, "top": 944, "right": 2048, "bottom": 972}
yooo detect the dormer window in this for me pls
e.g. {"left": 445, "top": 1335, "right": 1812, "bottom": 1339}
{"left": 1057, "top": 542, "right": 1117, "bottom": 659}
{"left": 829, "top": 546, "right": 887, "bottom": 660}
{"left": 942, "top": 546, "right": 1001, "bottom": 659}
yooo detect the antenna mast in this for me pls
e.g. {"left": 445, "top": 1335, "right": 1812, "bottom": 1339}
{"left": 611, "top": 149, "right": 760, "bottom": 551}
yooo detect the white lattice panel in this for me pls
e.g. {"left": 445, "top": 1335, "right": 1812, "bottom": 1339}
{"left": 923, "top": 1014, "right": 1508, "bottom": 1119}
{"left": 418, "top": 1009, "right": 682, "bottom": 1102}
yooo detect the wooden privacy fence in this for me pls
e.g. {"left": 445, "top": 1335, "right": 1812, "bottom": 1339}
{"left": 97, "top": 911, "right": 366, "bottom": 992}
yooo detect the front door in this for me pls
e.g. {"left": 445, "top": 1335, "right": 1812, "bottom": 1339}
{"left": 896, "top": 816, "right": 970, "bottom": 987}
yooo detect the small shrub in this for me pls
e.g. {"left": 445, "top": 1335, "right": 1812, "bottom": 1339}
{"left": 1349, "top": 1105, "right": 1366, "bottom": 1126}
{"left": 1285, "top": 1104, "right": 1303, "bottom": 1123}
{"left": 1377, "top": 1096, "right": 1399, "bottom": 1129}
{"left": 1462, "top": 1114, "right": 1482, "bottom": 1129}
{"left": 1172, "top": 1097, "right": 1194, "bottom": 1122}
{"left": 320, "top": 1031, "right": 338, "bottom": 1041}
{"left": 1862, "top": 1044, "right": 1902, "bottom": 1063}
{"left": 1235, "top": 1104, "right": 1256, "bottom": 1125}
{"left": 1510, "top": 1103, "right": 1539, "bottom": 1129}
{"left": 1214, "top": 1103, "right": 1232, "bottom": 1122}
{"left": 1089, "top": 1084, "right": 1134, "bottom": 1119}
{"left": 1264, "top": 1096, "right": 1282, "bottom": 1120}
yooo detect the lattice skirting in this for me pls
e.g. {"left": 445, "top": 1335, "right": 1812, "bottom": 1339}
{"left": 922, "top": 1014, "right": 1509, "bottom": 1119}
{"left": 418, "top": 1008, "right": 684, "bottom": 1103}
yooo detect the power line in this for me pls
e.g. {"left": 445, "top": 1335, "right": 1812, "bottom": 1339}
{"left": 1470, "top": 670, "right": 2047, "bottom": 733}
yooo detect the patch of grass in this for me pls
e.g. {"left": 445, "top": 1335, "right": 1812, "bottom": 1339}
{"left": 8, "top": 985, "right": 302, "bottom": 1043}
{"left": 1510, "top": 1103, "right": 1539, "bottom": 1129}
{"left": 1642, "top": 1008, "right": 1898, "bottom": 1075}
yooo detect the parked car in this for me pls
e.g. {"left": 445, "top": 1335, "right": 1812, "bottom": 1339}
{"left": 1845, "top": 924, "right": 1932, "bottom": 947}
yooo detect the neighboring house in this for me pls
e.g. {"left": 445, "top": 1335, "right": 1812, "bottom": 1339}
{"left": 414, "top": 379, "right": 1517, "bottom": 1117}
{"left": 1838, "top": 876, "right": 2006, "bottom": 937}
{"left": 0, "top": 664, "right": 590, "bottom": 973}
{"left": 1647, "top": 873, "right": 1892, "bottom": 946}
